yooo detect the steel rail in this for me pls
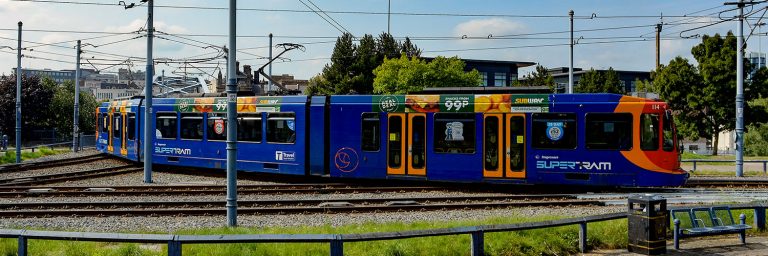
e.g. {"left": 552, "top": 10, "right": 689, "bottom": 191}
{"left": 0, "top": 154, "right": 111, "bottom": 173}
{"left": 0, "top": 194, "right": 580, "bottom": 210}
{"left": 0, "top": 199, "right": 602, "bottom": 217}
{"left": 0, "top": 186, "right": 485, "bottom": 197}
{"left": 0, "top": 165, "right": 140, "bottom": 186}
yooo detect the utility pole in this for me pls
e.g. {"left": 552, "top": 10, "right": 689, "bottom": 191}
{"left": 735, "top": 0, "right": 745, "bottom": 177}
{"left": 15, "top": 21, "right": 22, "bottom": 164}
{"left": 268, "top": 33, "right": 273, "bottom": 93}
{"left": 73, "top": 40, "right": 81, "bottom": 152}
{"left": 226, "top": 0, "right": 239, "bottom": 227}
{"left": 656, "top": 23, "right": 662, "bottom": 71}
{"left": 388, "top": 0, "right": 391, "bottom": 34}
{"left": 144, "top": 0, "right": 155, "bottom": 183}
{"left": 568, "top": 10, "right": 574, "bottom": 94}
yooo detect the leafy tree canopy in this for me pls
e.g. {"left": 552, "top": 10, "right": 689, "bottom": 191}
{"left": 307, "top": 32, "right": 421, "bottom": 95}
{"left": 514, "top": 65, "right": 556, "bottom": 91}
{"left": 372, "top": 55, "right": 481, "bottom": 94}
{"left": 575, "top": 68, "right": 624, "bottom": 94}
{"left": 653, "top": 32, "right": 768, "bottom": 154}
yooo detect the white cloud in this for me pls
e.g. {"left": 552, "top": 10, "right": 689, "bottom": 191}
{"left": 453, "top": 18, "right": 526, "bottom": 38}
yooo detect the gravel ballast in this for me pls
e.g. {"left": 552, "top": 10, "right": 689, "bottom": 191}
{"left": 0, "top": 206, "right": 624, "bottom": 233}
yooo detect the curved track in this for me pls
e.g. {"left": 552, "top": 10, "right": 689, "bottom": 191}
{"left": 0, "top": 165, "right": 140, "bottom": 186}
{"left": 0, "top": 154, "right": 110, "bottom": 173}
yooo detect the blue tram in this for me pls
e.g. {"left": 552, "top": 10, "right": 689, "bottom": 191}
{"left": 96, "top": 93, "right": 688, "bottom": 187}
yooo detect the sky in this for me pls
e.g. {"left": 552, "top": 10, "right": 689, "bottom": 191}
{"left": 0, "top": 0, "right": 763, "bottom": 81}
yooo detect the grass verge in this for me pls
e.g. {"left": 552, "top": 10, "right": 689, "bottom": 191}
{"left": 0, "top": 147, "right": 67, "bottom": 164}
{"left": 689, "top": 169, "right": 767, "bottom": 177}
{"left": 0, "top": 214, "right": 628, "bottom": 256}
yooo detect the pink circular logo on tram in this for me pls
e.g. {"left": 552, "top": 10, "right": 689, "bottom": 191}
{"left": 334, "top": 147, "right": 360, "bottom": 173}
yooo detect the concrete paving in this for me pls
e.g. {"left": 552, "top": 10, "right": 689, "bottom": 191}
{"left": 584, "top": 235, "right": 768, "bottom": 256}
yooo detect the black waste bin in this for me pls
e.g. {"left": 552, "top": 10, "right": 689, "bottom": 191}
{"left": 627, "top": 194, "right": 667, "bottom": 255}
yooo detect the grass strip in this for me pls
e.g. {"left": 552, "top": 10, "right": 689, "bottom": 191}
{"left": 0, "top": 147, "right": 67, "bottom": 164}
{"left": 0, "top": 214, "right": 628, "bottom": 256}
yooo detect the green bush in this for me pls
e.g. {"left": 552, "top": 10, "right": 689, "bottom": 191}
{"left": 746, "top": 122, "right": 768, "bottom": 156}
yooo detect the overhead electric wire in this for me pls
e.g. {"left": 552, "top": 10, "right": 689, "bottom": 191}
{"left": 10, "top": 0, "right": 730, "bottom": 19}
{"left": 304, "top": 0, "right": 352, "bottom": 34}
{"left": 297, "top": 0, "right": 348, "bottom": 35}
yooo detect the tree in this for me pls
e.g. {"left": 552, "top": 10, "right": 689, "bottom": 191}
{"left": 0, "top": 74, "right": 56, "bottom": 140}
{"left": 654, "top": 57, "right": 704, "bottom": 141}
{"left": 309, "top": 33, "right": 356, "bottom": 95}
{"left": 50, "top": 79, "right": 100, "bottom": 137}
{"left": 373, "top": 55, "right": 481, "bottom": 94}
{"left": 351, "top": 34, "right": 378, "bottom": 94}
{"left": 308, "top": 32, "right": 422, "bottom": 95}
{"left": 653, "top": 32, "right": 768, "bottom": 155}
{"left": 575, "top": 68, "right": 624, "bottom": 94}
{"left": 376, "top": 32, "right": 400, "bottom": 60}
{"left": 401, "top": 37, "right": 421, "bottom": 58}
{"left": 514, "top": 65, "right": 555, "bottom": 91}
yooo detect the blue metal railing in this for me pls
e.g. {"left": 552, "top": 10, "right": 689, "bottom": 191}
{"left": 0, "top": 212, "right": 628, "bottom": 256}
{"left": 681, "top": 159, "right": 768, "bottom": 173}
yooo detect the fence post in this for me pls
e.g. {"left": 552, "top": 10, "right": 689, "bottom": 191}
{"left": 740, "top": 214, "right": 747, "bottom": 245}
{"left": 755, "top": 207, "right": 766, "bottom": 231}
{"left": 673, "top": 219, "right": 680, "bottom": 250}
{"left": 693, "top": 161, "right": 697, "bottom": 171}
{"left": 579, "top": 221, "right": 587, "bottom": 253}
{"left": 18, "top": 235, "right": 27, "bottom": 256}
{"left": 168, "top": 239, "right": 182, "bottom": 256}
{"left": 330, "top": 235, "right": 343, "bottom": 256}
{"left": 471, "top": 230, "right": 484, "bottom": 256}
{"left": 763, "top": 161, "right": 766, "bottom": 174}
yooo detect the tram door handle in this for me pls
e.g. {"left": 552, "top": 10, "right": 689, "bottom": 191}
{"left": 506, "top": 148, "right": 511, "bottom": 157}
{"left": 408, "top": 146, "right": 412, "bottom": 155}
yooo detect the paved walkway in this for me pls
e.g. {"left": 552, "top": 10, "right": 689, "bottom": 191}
{"left": 584, "top": 235, "right": 768, "bottom": 255}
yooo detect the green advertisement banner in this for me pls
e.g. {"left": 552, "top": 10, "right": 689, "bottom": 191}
{"left": 373, "top": 95, "right": 405, "bottom": 112}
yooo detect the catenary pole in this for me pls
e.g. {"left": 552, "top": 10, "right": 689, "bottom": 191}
{"left": 226, "top": 0, "right": 239, "bottom": 227}
{"left": 73, "top": 40, "right": 81, "bottom": 152}
{"left": 568, "top": 10, "right": 574, "bottom": 94}
{"left": 15, "top": 21, "right": 22, "bottom": 164}
{"left": 736, "top": 0, "right": 745, "bottom": 177}
{"left": 656, "top": 24, "right": 662, "bottom": 71}
{"left": 143, "top": 0, "right": 154, "bottom": 183}
{"left": 268, "top": 33, "right": 273, "bottom": 93}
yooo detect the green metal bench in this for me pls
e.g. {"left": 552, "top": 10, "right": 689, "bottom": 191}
{"left": 672, "top": 206, "right": 751, "bottom": 250}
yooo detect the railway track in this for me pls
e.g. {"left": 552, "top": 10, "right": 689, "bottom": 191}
{"left": 685, "top": 178, "right": 768, "bottom": 188}
{"left": 0, "top": 196, "right": 601, "bottom": 217}
{"left": 0, "top": 154, "right": 110, "bottom": 173}
{"left": 0, "top": 184, "right": 492, "bottom": 197}
{"left": 0, "top": 165, "right": 140, "bottom": 186}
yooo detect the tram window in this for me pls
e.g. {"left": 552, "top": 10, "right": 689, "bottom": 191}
{"left": 585, "top": 113, "right": 633, "bottom": 150}
{"left": 267, "top": 113, "right": 295, "bottom": 144}
{"left": 532, "top": 113, "right": 577, "bottom": 149}
{"left": 156, "top": 113, "right": 178, "bottom": 140}
{"left": 434, "top": 113, "right": 476, "bottom": 154}
{"left": 484, "top": 116, "right": 500, "bottom": 170}
{"left": 388, "top": 115, "right": 403, "bottom": 168}
{"left": 663, "top": 111, "right": 675, "bottom": 152}
{"left": 238, "top": 113, "right": 262, "bottom": 142}
{"left": 640, "top": 113, "right": 660, "bottom": 151}
{"left": 127, "top": 113, "right": 136, "bottom": 140}
{"left": 180, "top": 113, "right": 204, "bottom": 140}
{"left": 361, "top": 113, "right": 380, "bottom": 151}
{"left": 207, "top": 113, "right": 227, "bottom": 141}
{"left": 112, "top": 116, "right": 121, "bottom": 139}
{"left": 99, "top": 114, "right": 107, "bottom": 133}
